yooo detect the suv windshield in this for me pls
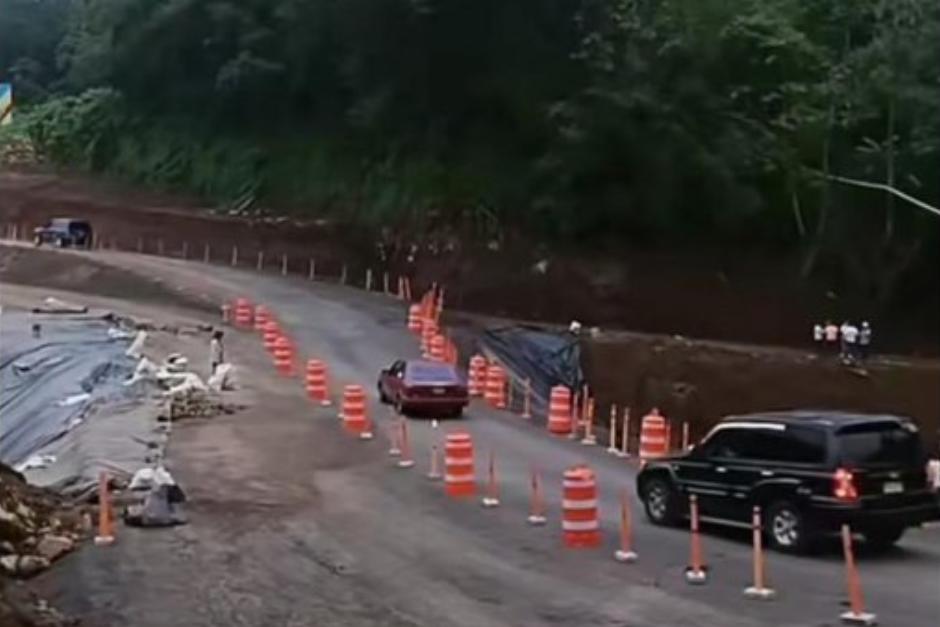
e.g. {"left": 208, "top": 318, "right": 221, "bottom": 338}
{"left": 835, "top": 422, "right": 923, "bottom": 467}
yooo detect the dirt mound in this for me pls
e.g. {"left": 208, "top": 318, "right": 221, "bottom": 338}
{"left": 584, "top": 333, "right": 940, "bottom": 451}
{"left": 0, "top": 245, "right": 216, "bottom": 314}
{"left": 0, "top": 464, "right": 81, "bottom": 626}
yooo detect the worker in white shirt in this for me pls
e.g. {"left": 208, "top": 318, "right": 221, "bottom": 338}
{"left": 824, "top": 320, "right": 839, "bottom": 352}
{"left": 813, "top": 322, "right": 824, "bottom": 346}
{"left": 841, "top": 321, "right": 859, "bottom": 364}
{"left": 858, "top": 321, "right": 872, "bottom": 361}
{"left": 209, "top": 330, "right": 225, "bottom": 375}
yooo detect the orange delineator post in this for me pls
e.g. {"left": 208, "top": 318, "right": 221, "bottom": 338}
{"left": 840, "top": 524, "right": 876, "bottom": 625}
{"left": 521, "top": 378, "right": 532, "bottom": 419}
{"left": 744, "top": 506, "right": 775, "bottom": 599}
{"left": 94, "top": 471, "right": 115, "bottom": 546}
{"left": 481, "top": 451, "right": 500, "bottom": 507}
{"left": 614, "top": 489, "right": 638, "bottom": 562}
{"left": 685, "top": 494, "right": 708, "bottom": 584}
{"left": 527, "top": 468, "right": 547, "bottom": 525}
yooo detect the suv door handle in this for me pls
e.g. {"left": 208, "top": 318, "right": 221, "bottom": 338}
{"left": 715, "top": 466, "right": 728, "bottom": 473}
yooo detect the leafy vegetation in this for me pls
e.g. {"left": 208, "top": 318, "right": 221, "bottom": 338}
{"left": 1, "top": 0, "right": 938, "bottom": 310}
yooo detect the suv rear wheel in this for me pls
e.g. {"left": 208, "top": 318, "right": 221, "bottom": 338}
{"left": 766, "top": 500, "right": 811, "bottom": 554}
{"left": 642, "top": 477, "right": 681, "bottom": 526}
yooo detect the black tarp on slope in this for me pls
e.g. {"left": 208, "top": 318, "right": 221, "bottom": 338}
{"left": 480, "top": 325, "right": 583, "bottom": 421}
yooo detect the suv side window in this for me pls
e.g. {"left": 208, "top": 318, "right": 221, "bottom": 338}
{"left": 717, "top": 426, "right": 827, "bottom": 464}
{"left": 699, "top": 428, "right": 750, "bottom": 459}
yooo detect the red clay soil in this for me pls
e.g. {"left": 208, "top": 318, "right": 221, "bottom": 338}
{"left": 583, "top": 333, "right": 940, "bottom": 452}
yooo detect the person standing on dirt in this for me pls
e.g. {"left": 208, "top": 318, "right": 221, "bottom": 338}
{"left": 209, "top": 330, "right": 224, "bottom": 375}
{"left": 813, "top": 322, "right": 824, "bottom": 347}
{"left": 858, "top": 321, "right": 872, "bottom": 361}
{"left": 841, "top": 321, "right": 859, "bottom": 364}
{"left": 824, "top": 320, "right": 839, "bottom": 352}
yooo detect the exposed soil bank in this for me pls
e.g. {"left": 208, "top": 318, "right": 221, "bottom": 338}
{"left": 1, "top": 170, "right": 937, "bottom": 355}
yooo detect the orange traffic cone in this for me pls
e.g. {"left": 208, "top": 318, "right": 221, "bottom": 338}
{"left": 94, "top": 471, "right": 115, "bottom": 546}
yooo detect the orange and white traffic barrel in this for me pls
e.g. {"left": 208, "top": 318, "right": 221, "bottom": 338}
{"left": 562, "top": 465, "right": 601, "bottom": 549}
{"left": 262, "top": 320, "right": 280, "bottom": 353}
{"left": 429, "top": 334, "right": 447, "bottom": 362}
{"left": 407, "top": 304, "right": 423, "bottom": 335}
{"left": 254, "top": 304, "right": 271, "bottom": 332}
{"left": 421, "top": 318, "right": 438, "bottom": 358}
{"left": 639, "top": 408, "right": 669, "bottom": 462}
{"left": 444, "top": 431, "right": 476, "bottom": 497}
{"left": 484, "top": 365, "right": 507, "bottom": 409}
{"left": 547, "top": 385, "right": 572, "bottom": 434}
{"left": 273, "top": 336, "right": 295, "bottom": 376}
{"left": 233, "top": 298, "right": 253, "bottom": 328}
{"left": 305, "top": 359, "right": 331, "bottom": 405}
{"left": 468, "top": 355, "right": 487, "bottom": 397}
{"left": 341, "top": 385, "right": 368, "bottom": 435}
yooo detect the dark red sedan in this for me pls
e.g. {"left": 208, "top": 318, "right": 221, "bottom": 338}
{"left": 378, "top": 359, "right": 469, "bottom": 418}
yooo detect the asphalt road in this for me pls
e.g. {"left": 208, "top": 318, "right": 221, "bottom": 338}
{"left": 16, "top": 246, "right": 940, "bottom": 627}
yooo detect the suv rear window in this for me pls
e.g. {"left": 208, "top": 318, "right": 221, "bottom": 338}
{"left": 835, "top": 422, "right": 923, "bottom": 467}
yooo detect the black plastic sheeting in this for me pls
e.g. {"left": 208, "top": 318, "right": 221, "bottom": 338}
{"left": 480, "top": 325, "right": 583, "bottom": 420}
{"left": 0, "top": 312, "right": 133, "bottom": 466}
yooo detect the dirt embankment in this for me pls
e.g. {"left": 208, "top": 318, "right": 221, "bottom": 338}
{"left": 584, "top": 333, "right": 940, "bottom": 451}
{"left": 1, "top": 170, "right": 937, "bottom": 355}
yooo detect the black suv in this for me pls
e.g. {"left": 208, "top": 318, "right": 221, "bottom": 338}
{"left": 637, "top": 411, "right": 939, "bottom": 553}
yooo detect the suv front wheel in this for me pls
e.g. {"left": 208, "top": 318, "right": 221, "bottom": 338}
{"left": 642, "top": 477, "right": 681, "bottom": 526}
{"left": 766, "top": 500, "right": 811, "bottom": 554}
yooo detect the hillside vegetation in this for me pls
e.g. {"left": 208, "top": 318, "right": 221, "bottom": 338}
{"left": 1, "top": 0, "right": 938, "bottom": 322}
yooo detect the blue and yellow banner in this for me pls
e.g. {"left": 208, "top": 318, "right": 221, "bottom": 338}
{"left": 0, "top": 83, "right": 13, "bottom": 126}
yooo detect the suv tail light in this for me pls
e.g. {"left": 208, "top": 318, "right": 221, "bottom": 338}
{"left": 833, "top": 468, "right": 859, "bottom": 502}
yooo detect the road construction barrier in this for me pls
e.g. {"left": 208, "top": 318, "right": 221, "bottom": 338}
{"left": 341, "top": 385, "right": 368, "bottom": 435}
{"left": 254, "top": 305, "right": 271, "bottom": 332}
{"left": 262, "top": 320, "right": 280, "bottom": 353}
{"left": 396, "top": 418, "right": 414, "bottom": 467}
{"left": 468, "top": 355, "right": 487, "bottom": 397}
{"left": 619, "top": 407, "right": 631, "bottom": 457}
{"left": 233, "top": 298, "right": 253, "bottom": 327}
{"left": 426, "top": 444, "right": 442, "bottom": 480}
{"left": 547, "top": 386, "right": 572, "bottom": 434}
{"left": 840, "top": 524, "right": 876, "bottom": 625}
{"left": 640, "top": 408, "right": 669, "bottom": 462}
{"left": 744, "top": 506, "right": 775, "bottom": 600}
{"left": 444, "top": 431, "right": 476, "bottom": 497}
{"left": 685, "top": 494, "right": 708, "bottom": 584}
{"left": 221, "top": 303, "right": 231, "bottom": 324}
{"left": 606, "top": 405, "right": 619, "bottom": 454}
{"left": 581, "top": 397, "right": 597, "bottom": 445}
{"left": 407, "top": 304, "right": 423, "bottom": 335}
{"left": 94, "top": 471, "right": 115, "bottom": 546}
{"left": 614, "top": 489, "right": 637, "bottom": 562}
{"left": 484, "top": 365, "right": 507, "bottom": 409}
{"left": 421, "top": 318, "right": 438, "bottom": 358}
{"left": 305, "top": 360, "right": 331, "bottom": 405}
{"left": 273, "top": 335, "right": 295, "bottom": 376}
{"left": 521, "top": 378, "right": 532, "bottom": 419}
{"left": 562, "top": 465, "right": 601, "bottom": 548}
{"left": 429, "top": 334, "right": 447, "bottom": 362}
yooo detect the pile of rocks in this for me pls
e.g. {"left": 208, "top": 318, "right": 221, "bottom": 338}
{"left": 0, "top": 464, "right": 84, "bottom": 579}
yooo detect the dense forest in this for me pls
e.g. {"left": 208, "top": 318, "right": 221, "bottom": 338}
{"left": 1, "top": 0, "right": 938, "bottom": 317}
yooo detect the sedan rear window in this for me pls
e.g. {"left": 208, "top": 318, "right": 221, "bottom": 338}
{"left": 836, "top": 422, "right": 924, "bottom": 467}
{"left": 407, "top": 364, "right": 459, "bottom": 384}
